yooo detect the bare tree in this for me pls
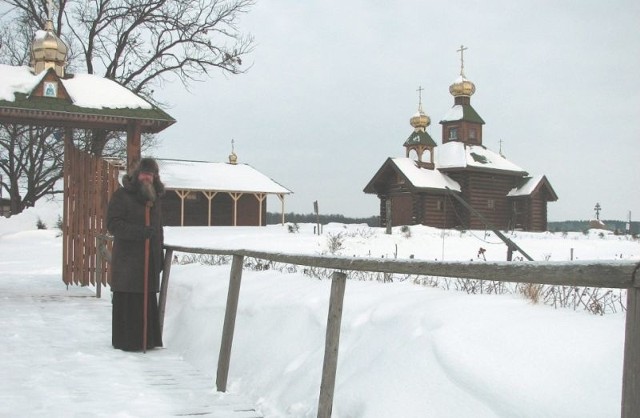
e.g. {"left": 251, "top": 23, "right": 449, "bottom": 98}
{"left": 0, "top": 0, "right": 255, "bottom": 213}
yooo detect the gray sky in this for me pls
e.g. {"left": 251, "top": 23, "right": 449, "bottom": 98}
{"left": 154, "top": 0, "right": 640, "bottom": 222}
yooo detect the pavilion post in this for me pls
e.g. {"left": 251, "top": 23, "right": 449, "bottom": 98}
{"left": 126, "top": 121, "right": 142, "bottom": 174}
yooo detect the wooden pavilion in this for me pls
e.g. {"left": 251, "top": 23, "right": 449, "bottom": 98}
{"left": 156, "top": 158, "right": 291, "bottom": 227}
{"left": 0, "top": 18, "right": 175, "bottom": 286}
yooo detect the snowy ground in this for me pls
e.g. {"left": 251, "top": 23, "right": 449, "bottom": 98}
{"left": 1, "top": 201, "right": 638, "bottom": 417}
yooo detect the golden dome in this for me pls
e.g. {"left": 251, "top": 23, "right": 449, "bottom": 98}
{"left": 229, "top": 151, "right": 238, "bottom": 164}
{"left": 449, "top": 75, "right": 476, "bottom": 97}
{"left": 410, "top": 108, "right": 430, "bottom": 131}
{"left": 31, "top": 20, "right": 68, "bottom": 77}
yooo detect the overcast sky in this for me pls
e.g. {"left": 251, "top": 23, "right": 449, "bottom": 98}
{"left": 154, "top": 0, "right": 640, "bottom": 222}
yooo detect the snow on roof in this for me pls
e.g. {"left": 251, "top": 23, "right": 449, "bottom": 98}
{"left": 156, "top": 159, "right": 292, "bottom": 194}
{"left": 507, "top": 175, "right": 544, "bottom": 197}
{"left": 0, "top": 64, "right": 152, "bottom": 109}
{"left": 440, "top": 104, "right": 464, "bottom": 122}
{"left": 391, "top": 158, "right": 461, "bottom": 191}
{"left": 0, "top": 65, "right": 46, "bottom": 101}
{"left": 62, "top": 74, "right": 152, "bottom": 109}
{"left": 436, "top": 141, "right": 527, "bottom": 174}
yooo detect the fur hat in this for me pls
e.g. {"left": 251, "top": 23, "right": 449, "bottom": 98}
{"left": 137, "top": 157, "right": 159, "bottom": 175}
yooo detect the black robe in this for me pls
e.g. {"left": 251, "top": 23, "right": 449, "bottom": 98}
{"left": 107, "top": 174, "right": 165, "bottom": 351}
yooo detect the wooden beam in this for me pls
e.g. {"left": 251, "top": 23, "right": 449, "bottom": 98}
{"left": 203, "top": 191, "right": 217, "bottom": 226}
{"left": 253, "top": 193, "right": 266, "bottom": 226}
{"left": 175, "top": 190, "right": 190, "bottom": 227}
{"left": 216, "top": 254, "right": 244, "bottom": 392}
{"left": 622, "top": 270, "right": 640, "bottom": 417}
{"left": 229, "top": 192, "right": 242, "bottom": 227}
{"left": 126, "top": 121, "right": 142, "bottom": 174}
{"left": 318, "top": 272, "right": 347, "bottom": 418}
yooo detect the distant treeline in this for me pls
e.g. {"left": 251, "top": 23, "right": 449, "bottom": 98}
{"left": 267, "top": 213, "right": 638, "bottom": 234}
{"left": 266, "top": 212, "right": 381, "bottom": 227}
{"left": 547, "top": 220, "right": 638, "bottom": 234}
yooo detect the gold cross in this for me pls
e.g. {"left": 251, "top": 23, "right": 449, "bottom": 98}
{"left": 457, "top": 44, "right": 468, "bottom": 76}
{"left": 47, "top": 0, "right": 53, "bottom": 20}
{"left": 231, "top": 138, "right": 235, "bottom": 153}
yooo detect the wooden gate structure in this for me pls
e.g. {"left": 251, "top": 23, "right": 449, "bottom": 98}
{"left": 0, "top": 68, "right": 175, "bottom": 287}
{"left": 62, "top": 139, "right": 120, "bottom": 286}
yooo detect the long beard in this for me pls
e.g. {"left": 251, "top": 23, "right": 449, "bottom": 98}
{"left": 139, "top": 181, "right": 157, "bottom": 204}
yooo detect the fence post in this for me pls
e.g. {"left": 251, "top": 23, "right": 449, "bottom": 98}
{"left": 318, "top": 271, "right": 347, "bottom": 418}
{"left": 158, "top": 249, "right": 174, "bottom": 337}
{"left": 217, "top": 254, "right": 244, "bottom": 392}
{"left": 622, "top": 273, "right": 640, "bottom": 418}
{"left": 95, "top": 236, "right": 103, "bottom": 298}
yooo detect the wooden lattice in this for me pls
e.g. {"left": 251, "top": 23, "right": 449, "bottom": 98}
{"left": 62, "top": 136, "right": 119, "bottom": 286}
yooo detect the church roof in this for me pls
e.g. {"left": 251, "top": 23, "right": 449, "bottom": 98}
{"left": 440, "top": 104, "right": 485, "bottom": 124}
{"left": 436, "top": 141, "right": 527, "bottom": 175}
{"left": 0, "top": 65, "right": 175, "bottom": 132}
{"left": 155, "top": 159, "right": 292, "bottom": 195}
{"left": 508, "top": 175, "right": 558, "bottom": 201}
{"left": 363, "top": 157, "right": 461, "bottom": 194}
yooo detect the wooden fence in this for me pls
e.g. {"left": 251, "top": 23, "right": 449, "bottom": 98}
{"left": 63, "top": 138, "right": 119, "bottom": 286}
{"left": 95, "top": 237, "right": 640, "bottom": 418}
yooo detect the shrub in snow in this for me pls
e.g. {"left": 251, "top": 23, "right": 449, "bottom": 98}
{"left": 36, "top": 218, "right": 47, "bottom": 230}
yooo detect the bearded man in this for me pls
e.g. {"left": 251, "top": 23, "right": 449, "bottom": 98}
{"left": 107, "top": 158, "right": 165, "bottom": 351}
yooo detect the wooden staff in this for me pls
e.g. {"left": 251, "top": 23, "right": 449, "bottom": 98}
{"left": 143, "top": 202, "right": 151, "bottom": 353}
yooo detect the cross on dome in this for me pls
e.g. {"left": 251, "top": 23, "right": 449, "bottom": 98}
{"left": 457, "top": 44, "right": 468, "bottom": 77}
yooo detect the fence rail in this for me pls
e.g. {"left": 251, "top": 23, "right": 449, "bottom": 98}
{"left": 95, "top": 236, "right": 640, "bottom": 418}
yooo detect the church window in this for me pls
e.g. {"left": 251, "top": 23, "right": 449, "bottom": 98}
{"left": 487, "top": 199, "right": 495, "bottom": 209}
{"left": 436, "top": 199, "right": 443, "bottom": 211}
{"left": 449, "top": 127, "right": 458, "bottom": 140}
{"left": 469, "top": 128, "right": 476, "bottom": 141}
{"left": 185, "top": 192, "right": 199, "bottom": 200}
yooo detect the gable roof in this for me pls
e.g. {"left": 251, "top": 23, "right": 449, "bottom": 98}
{"left": 436, "top": 141, "right": 527, "bottom": 175}
{"left": 363, "top": 157, "right": 461, "bottom": 194}
{"left": 155, "top": 159, "right": 292, "bottom": 195}
{"left": 404, "top": 130, "right": 437, "bottom": 148}
{"left": 0, "top": 65, "right": 175, "bottom": 133}
{"left": 439, "top": 104, "right": 485, "bottom": 124}
{"left": 507, "top": 175, "right": 558, "bottom": 201}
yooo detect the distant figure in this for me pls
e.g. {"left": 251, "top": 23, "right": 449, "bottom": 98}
{"left": 107, "top": 158, "right": 165, "bottom": 351}
{"left": 477, "top": 247, "right": 486, "bottom": 261}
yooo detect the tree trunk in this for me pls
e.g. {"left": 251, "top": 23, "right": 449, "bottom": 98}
{"left": 90, "top": 129, "right": 109, "bottom": 156}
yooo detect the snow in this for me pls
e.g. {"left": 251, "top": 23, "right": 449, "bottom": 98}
{"left": 0, "top": 64, "right": 153, "bottom": 109}
{"left": 62, "top": 74, "right": 152, "bottom": 109}
{"left": 156, "top": 159, "right": 292, "bottom": 194}
{"left": 440, "top": 104, "right": 464, "bottom": 122}
{"left": 437, "top": 141, "right": 527, "bottom": 174}
{"left": 0, "top": 65, "right": 46, "bottom": 101}
{"left": 508, "top": 175, "right": 545, "bottom": 197}
{"left": 391, "top": 158, "right": 461, "bottom": 191}
{"left": 1, "top": 198, "right": 638, "bottom": 417}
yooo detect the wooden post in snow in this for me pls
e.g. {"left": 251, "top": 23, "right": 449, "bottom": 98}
{"left": 622, "top": 267, "right": 640, "bottom": 417}
{"left": 216, "top": 254, "right": 244, "bottom": 392}
{"left": 317, "top": 271, "right": 347, "bottom": 418}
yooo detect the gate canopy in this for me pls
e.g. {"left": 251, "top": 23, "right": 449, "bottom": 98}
{"left": 0, "top": 64, "right": 175, "bottom": 132}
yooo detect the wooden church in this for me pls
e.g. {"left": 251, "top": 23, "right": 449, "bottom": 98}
{"left": 364, "top": 47, "right": 557, "bottom": 232}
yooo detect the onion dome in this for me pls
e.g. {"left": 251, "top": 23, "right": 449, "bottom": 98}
{"left": 449, "top": 44, "right": 475, "bottom": 97}
{"left": 31, "top": 20, "right": 68, "bottom": 77}
{"left": 449, "top": 75, "right": 476, "bottom": 97}
{"left": 410, "top": 105, "right": 431, "bottom": 131}
{"left": 228, "top": 139, "right": 238, "bottom": 164}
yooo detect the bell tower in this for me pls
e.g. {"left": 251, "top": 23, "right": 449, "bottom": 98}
{"left": 440, "top": 45, "right": 485, "bottom": 146}
{"left": 404, "top": 86, "right": 437, "bottom": 169}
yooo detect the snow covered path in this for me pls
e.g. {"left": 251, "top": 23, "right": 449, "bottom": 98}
{"left": 0, "top": 231, "right": 261, "bottom": 418}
